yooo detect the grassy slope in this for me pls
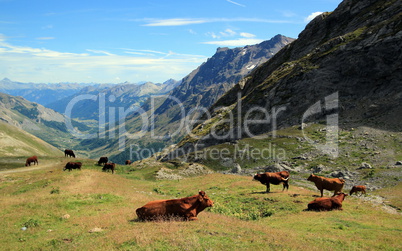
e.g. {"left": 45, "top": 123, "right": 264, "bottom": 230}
{"left": 0, "top": 122, "right": 63, "bottom": 170}
{"left": 0, "top": 157, "right": 401, "bottom": 250}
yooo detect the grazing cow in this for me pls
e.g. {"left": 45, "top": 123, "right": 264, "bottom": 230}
{"left": 98, "top": 157, "right": 108, "bottom": 166}
{"left": 253, "top": 171, "right": 290, "bottom": 193}
{"left": 136, "top": 191, "right": 213, "bottom": 221}
{"left": 64, "top": 149, "right": 75, "bottom": 158}
{"left": 307, "top": 174, "right": 345, "bottom": 197}
{"left": 125, "top": 160, "right": 131, "bottom": 165}
{"left": 25, "top": 156, "right": 38, "bottom": 166}
{"left": 307, "top": 193, "right": 348, "bottom": 211}
{"left": 102, "top": 163, "right": 115, "bottom": 174}
{"left": 63, "top": 162, "right": 82, "bottom": 171}
{"left": 350, "top": 185, "right": 366, "bottom": 196}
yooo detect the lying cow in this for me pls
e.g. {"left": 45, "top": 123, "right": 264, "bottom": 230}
{"left": 136, "top": 191, "right": 214, "bottom": 221}
{"left": 64, "top": 149, "right": 75, "bottom": 158}
{"left": 63, "top": 162, "right": 82, "bottom": 171}
{"left": 253, "top": 171, "right": 290, "bottom": 193}
{"left": 102, "top": 163, "right": 115, "bottom": 174}
{"left": 307, "top": 174, "right": 345, "bottom": 197}
{"left": 307, "top": 192, "right": 348, "bottom": 211}
{"left": 25, "top": 156, "right": 38, "bottom": 166}
{"left": 350, "top": 185, "right": 366, "bottom": 196}
{"left": 98, "top": 157, "right": 108, "bottom": 166}
{"left": 125, "top": 160, "right": 131, "bottom": 165}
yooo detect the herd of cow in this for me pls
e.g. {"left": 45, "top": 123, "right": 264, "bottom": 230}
{"left": 24, "top": 151, "right": 367, "bottom": 221}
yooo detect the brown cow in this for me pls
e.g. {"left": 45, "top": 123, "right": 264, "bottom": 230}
{"left": 253, "top": 171, "right": 290, "bottom": 193}
{"left": 63, "top": 162, "right": 82, "bottom": 171}
{"left": 307, "top": 193, "right": 348, "bottom": 211}
{"left": 64, "top": 149, "right": 75, "bottom": 158}
{"left": 307, "top": 174, "right": 345, "bottom": 197}
{"left": 102, "top": 163, "right": 115, "bottom": 174}
{"left": 25, "top": 156, "right": 38, "bottom": 166}
{"left": 125, "top": 160, "right": 131, "bottom": 165}
{"left": 136, "top": 191, "right": 214, "bottom": 221}
{"left": 350, "top": 185, "right": 366, "bottom": 196}
{"left": 98, "top": 157, "right": 108, "bottom": 166}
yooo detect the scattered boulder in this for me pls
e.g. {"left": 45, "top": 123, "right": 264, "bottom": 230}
{"left": 231, "top": 163, "right": 242, "bottom": 174}
{"left": 89, "top": 227, "right": 103, "bottom": 233}
{"left": 358, "top": 162, "right": 373, "bottom": 169}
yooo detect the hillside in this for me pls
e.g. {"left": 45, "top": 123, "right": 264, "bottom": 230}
{"left": 0, "top": 92, "right": 91, "bottom": 152}
{"left": 164, "top": 0, "right": 402, "bottom": 160}
{"left": 0, "top": 121, "right": 62, "bottom": 157}
{"left": 0, "top": 158, "right": 400, "bottom": 250}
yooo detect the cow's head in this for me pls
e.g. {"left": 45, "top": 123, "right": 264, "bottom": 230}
{"left": 253, "top": 173, "right": 262, "bottom": 181}
{"left": 198, "top": 191, "right": 213, "bottom": 207}
{"left": 307, "top": 174, "right": 315, "bottom": 181}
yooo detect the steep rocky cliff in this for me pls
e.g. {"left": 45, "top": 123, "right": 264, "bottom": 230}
{"left": 163, "top": 0, "right": 402, "bottom": 160}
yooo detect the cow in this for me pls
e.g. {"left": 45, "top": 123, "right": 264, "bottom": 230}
{"left": 125, "top": 160, "right": 131, "bottom": 165}
{"left": 64, "top": 149, "right": 75, "bottom": 158}
{"left": 307, "top": 193, "right": 348, "bottom": 211}
{"left": 102, "top": 163, "right": 115, "bottom": 174}
{"left": 63, "top": 162, "right": 82, "bottom": 171}
{"left": 307, "top": 174, "right": 345, "bottom": 197}
{"left": 136, "top": 191, "right": 213, "bottom": 221}
{"left": 98, "top": 157, "right": 108, "bottom": 166}
{"left": 25, "top": 156, "right": 38, "bottom": 166}
{"left": 350, "top": 185, "right": 366, "bottom": 196}
{"left": 253, "top": 171, "right": 290, "bottom": 193}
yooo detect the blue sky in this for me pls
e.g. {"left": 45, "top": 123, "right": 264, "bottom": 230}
{"left": 0, "top": 0, "right": 342, "bottom": 84}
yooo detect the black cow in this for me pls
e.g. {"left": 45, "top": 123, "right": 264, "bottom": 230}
{"left": 64, "top": 149, "right": 75, "bottom": 158}
{"left": 63, "top": 162, "right": 82, "bottom": 171}
{"left": 98, "top": 157, "right": 108, "bottom": 166}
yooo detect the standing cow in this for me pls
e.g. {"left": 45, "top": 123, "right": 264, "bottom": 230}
{"left": 307, "top": 193, "right": 348, "bottom": 211}
{"left": 253, "top": 171, "right": 290, "bottom": 193}
{"left": 64, "top": 149, "right": 75, "bottom": 158}
{"left": 307, "top": 174, "right": 345, "bottom": 197}
{"left": 102, "top": 163, "right": 115, "bottom": 174}
{"left": 25, "top": 156, "right": 38, "bottom": 166}
{"left": 136, "top": 191, "right": 214, "bottom": 221}
{"left": 350, "top": 185, "right": 366, "bottom": 196}
{"left": 98, "top": 157, "right": 108, "bottom": 166}
{"left": 63, "top": 162, "right": 82, "bottom": 171}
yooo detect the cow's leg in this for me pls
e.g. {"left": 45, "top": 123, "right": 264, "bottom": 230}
{"left": 283, "top": 182, "right": 289, "bottom": 191}
{"left": 320, "top": 189, "right": 324, "bottom": 197}
{"left": 266, "top": 183, "right": 270, "bottom": 193}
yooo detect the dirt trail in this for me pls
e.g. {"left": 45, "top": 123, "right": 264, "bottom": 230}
{"left": 0, "top": 162, "right": 55, "bottom": 174}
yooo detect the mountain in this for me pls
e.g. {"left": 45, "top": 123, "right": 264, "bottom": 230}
{"left": 0, "top": 120, "right": 62, "bottom": 157}
{"left": 0, "top": 92, "right": 92, "bottom": 151}
{"left": 83, "top": 35, "right": 295, "bottom": 163}
{"left": 0, "top": 78, "right": 91, "bottom": 106}
{"left": 46, "top": 79, "right": 180, "bottom": 121}
{"left": 162, "top": 0, "right": 402, "bottom": 160}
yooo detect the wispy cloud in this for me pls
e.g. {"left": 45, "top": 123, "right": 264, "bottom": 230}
{"left": 201, "top": 38, "right": 263, "bottom": 47}
{"left": 226, "top": 0, "right": 246, "bottom": 7}
{"left": 36, "top": 37, "right": 55, "bottom": 40}
{"left": 304, "top": 12, "right": 323, "bottom": 23}
{"left": 142, "top": 17, "right": 294, "bottom": 27}
{"left": 0, "top": 39, "right": 207, "bottom": 83}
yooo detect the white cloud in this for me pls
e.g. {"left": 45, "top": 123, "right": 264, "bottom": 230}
{"left": 240, "top": 32, "right": 255, "bottom": 38}
{"left": 141, "top": 18, "right": 294, "bottom": 27}
{"left": 143, "top": 18, "right": 207, "bottom": 26}
{"left": 0, "top": 40, "right": 207, "bottom": 83}
{"left": 36, "top": 37, "right": 55, "bottom": 40}
{"left": 226, "top": 0, "right": 246, "bottom": 7}
{"left": 304, "top": 12, "right": 323, "bottom": 23}
{"left": 201, "top": 38, "right": 263, "bottom": 47}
